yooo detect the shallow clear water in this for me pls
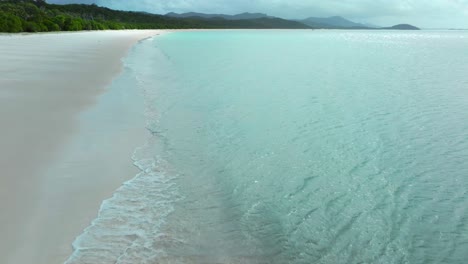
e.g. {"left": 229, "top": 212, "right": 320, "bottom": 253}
{"left": 66, "top": 30, "right": 468, "bottom": 264}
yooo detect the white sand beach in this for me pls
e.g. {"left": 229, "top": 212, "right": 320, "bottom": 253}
{"left": 0, "top": 30, "right": 164, "bottom": 264}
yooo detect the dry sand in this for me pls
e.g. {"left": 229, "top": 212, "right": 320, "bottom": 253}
{"left": 0, "top": 30, "right": 164, "bottom": 264}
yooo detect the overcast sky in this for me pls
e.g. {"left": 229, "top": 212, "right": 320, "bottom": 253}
{"left": 49, "top": 0, "right": 468, "bottom": 28}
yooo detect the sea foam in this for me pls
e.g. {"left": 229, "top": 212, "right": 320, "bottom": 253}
{"left": 66, "top": 30, "right": 468, "bottom": 264}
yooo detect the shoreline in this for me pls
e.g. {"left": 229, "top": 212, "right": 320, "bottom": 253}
{"left": 0, "top": 30, "right": 165, "bottom": 264}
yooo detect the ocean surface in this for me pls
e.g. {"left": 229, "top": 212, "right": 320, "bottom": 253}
{"left": 65, "top": 30, "right": 468, "bottom": 264}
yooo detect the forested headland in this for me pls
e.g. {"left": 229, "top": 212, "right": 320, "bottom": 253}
{"left": 0, "top": 0, "right": 311, "bottom": 32}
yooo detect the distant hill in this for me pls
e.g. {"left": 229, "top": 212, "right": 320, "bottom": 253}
{"left": 167, "top": 12, "right": 422, "bottom": 31}
{"left": 0, "top": 1, "right": 310, "bottom": 33}
{"left": 163, "top": 12, "right": 311, "bottom": 29}
{"left": 299, "top": 16, "right": 420, "bottom": 30}
{"left": 300, "top": 16, "right": 371, "bottom": 29}
{"left": 0, "top": 1, "right": 421, "bottom": 33}
{"left": 383, "top": 24, "right": 420, "bottom": 30}
{"left": 166, "top": 12, "right": 271, "bottom": 20}
{"left": 183, "top": 17, "right": 312, "bottom": 29}
{"left": 167, "top": 13, "right": 371, "bottom": 29}
{"left": 363, "top": 22, "right": 381, "bottom": 28}
{"left": 166, "top": 13, "right": 388, "bottom": 30}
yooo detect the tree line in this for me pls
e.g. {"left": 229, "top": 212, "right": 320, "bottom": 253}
{"left": 0, "top": 0, "right": 310, "bottom": 33}
{"left": 0, "top": 0, "right": 201, "bottom": 33}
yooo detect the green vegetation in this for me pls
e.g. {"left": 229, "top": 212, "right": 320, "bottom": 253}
{"left": 0, "top": 0, "right": 310, "bottom": 33}
{"left": 0, "top": 1, "right": 419, "bottom": 33}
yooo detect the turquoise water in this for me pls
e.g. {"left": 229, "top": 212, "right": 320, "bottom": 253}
{"left": 66, "top": 30, "right": 468, "bottom": 264}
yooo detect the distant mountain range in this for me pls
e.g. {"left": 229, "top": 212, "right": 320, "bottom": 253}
{"left": 382, "top": 24, "right": 421, "bottom": 30}
{"left": 299, "top": 16, "right": 372, "bottom": 29}
{"left": 166, "top": 12, "right": 273, "bottom": 20}
{"left": 166, "top": 12, "right": 420, "bottom": 30}
{"left": 0, "top": 0, "right": 420, "bottom": 33}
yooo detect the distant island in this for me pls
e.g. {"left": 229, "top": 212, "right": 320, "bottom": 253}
{"left": 298, "top": 15, "right": 373, "bottom": 29}
{"left": 382, "top": 24, "right": 421, "bottom": 30}
{"left": 166, "top": 13, "right": 420, "bottom": 30}
{"left": 0, "top": 0, "right": 420, "bottom": 33}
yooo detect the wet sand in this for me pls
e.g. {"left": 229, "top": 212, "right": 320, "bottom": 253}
{"left": 0, "top": 30, "right": 164, "bottom": 264}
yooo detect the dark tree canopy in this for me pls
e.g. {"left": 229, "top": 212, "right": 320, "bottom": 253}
{"left": 0, "top": 0, "right": 311, "bottom": 33}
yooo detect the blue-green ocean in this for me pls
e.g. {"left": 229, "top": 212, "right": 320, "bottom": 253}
{"left": 66, "top": 30, "right": 468, "bottom": 264}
